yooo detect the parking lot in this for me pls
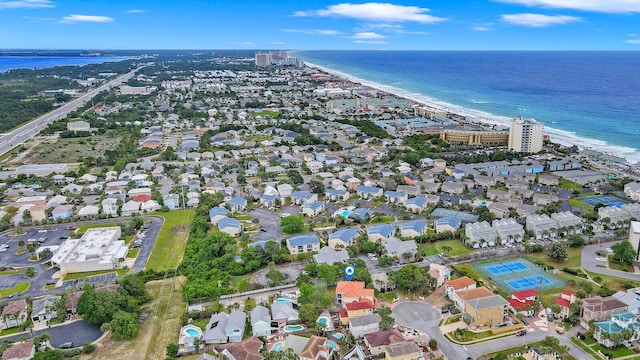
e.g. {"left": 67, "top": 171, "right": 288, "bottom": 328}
{"left": 247, "top": 208, "right": 286, "bottom": 242}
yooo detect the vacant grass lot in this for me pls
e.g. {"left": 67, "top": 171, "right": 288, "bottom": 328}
{"left": 79, "top": 276, "right": 186, "bottom": 360}
{"left": 13, "top": 133, "right": 121, "bottom": 165}
{"left": 146, "top": 210, "right": 195, "bottom": 271}
{"left": 524, "top": 247, "right": 582, "bottom": 269}
{"left": 420, "top": 239, "right": 471, "bottom": 257}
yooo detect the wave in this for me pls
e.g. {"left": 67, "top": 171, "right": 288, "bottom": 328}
{"left": 303, "top": 60, "right": 640, "bottom": 164}
{"left": 471, "top": 99, "right": 491, "bottom": 104}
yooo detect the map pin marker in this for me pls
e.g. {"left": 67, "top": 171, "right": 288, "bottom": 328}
{"left": 344, "top": 265, "right": 355, "bottom": 281}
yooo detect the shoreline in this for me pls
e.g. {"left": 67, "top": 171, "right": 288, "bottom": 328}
{"left": 302, "top": 60, "right": 639, "bottom": 165}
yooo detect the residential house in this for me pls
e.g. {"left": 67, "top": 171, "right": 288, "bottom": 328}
{"left": 555, "top": 290, "right": 577, "bottom": 319}
{"left": 121, "top": 200, "right": 141, "bottom": 216}
{"left": 1, "top": 300, "right": 28, "bottom": 330}
{"left": 526, "top": 214, "right": 558, "bottom": 240}
{"left": 404, "top": 197, "right": 427, "bottom": 214}
{"left": 509, "top": 289, "right": 538, "bottom": 317}
{"left": 250, "top": 306, "right": 273, "bottom": 337}
{"left": 209, "top": 207, "right": 230, "bottom": 225}
{"left": 580, "top": 296, "right": 628, "bottom": 329}
{"left": 218, "top": 217, "right": 243, "bottom": 237}
{"left": 286, "top": 235, "right": 320, "bottom": 255}
{"left": 465, "top": 295, "right": 511, "bottom": 329}
{"left": 225, "top": 310, "right": 246, "bottom": 343}
{"left": 598, "top": 206, "right": 631, "bottom": 224}
{"left": 314, "top": 246, "right": 350, "bottom": 265}
{"left": 226, "top": 197, "right": 248, "bottom": 213}
{"left": 367, "top": 224, "right": 395, "bottom": 243}
{"left": 383, "top": 341, "right": 423, "bottom": 360}
{"left": 271, "top": 302, "right": 298, "bottom": 326}
{"left": 453, "top": 287, "right": 495, "bottom": 313}
{"left": 335, "top": 281, "right": 376, "bottom": 305}
{"left": 363, "top": 329, "right": 405, "bottom": 356}
{"left": 594, "top": 311, "right": 640, "bottom": 348}
{"left": 532, "top": 193, "right": 559, "bottom": 206}
{"left": 349, "top": 208, "right": 374, "bottom": 221}
{"left": 371, "top": 273, "right": 394, "bottom": 292}
{"left": 422, "top": 182, "right": 440, "bottom": 194}
{"left": 345, "top": 301, "right": 375, "bottom": 319}
{"left": 428, "top": 263, "right": 451, "bottom": 288}
{"left": 624, "top": 182, "right": 640, "bottom": 201}
{"left": 163, "top": 194, "right": 180, "bottom": 210}
{"left": 328, "top": 228, "right": 360, "bottom": 249}
{"left": 325, "top": 189, "right": 349, "bottom": 202}
{"left": 291, "top": 191, "right": 318, "bottom": 206}
{"left": 29, "top": 205, "right": 46, "bottom": 222}
{"left": 551, "top": 211, "right": 583, "bottom": 235}
{"left": 349, "top": 314, "right": 381, "bottom": 338}
{"left": 441, "top": 182, "right": 466, "bottom": 195}
{"left": 492, "top": 218, "right": 525, "bottom": 244}
{"left": 384, "top": 191, "right": 408, "bottom": 205}
{"left": 31, "top": 295, "right": 61, "bottom": 322}
{"left": 301, "top": 201, "right": 325, "bottom": 217}
{"left": 435, "top": 216, "right": 461, "bottom": 234}
{"left": 299, "top": 336, "right": 333, "bottom": 360}
{"left": 203, "top": 312, "right": 229, "bottom": 344}
{"left": 445, "top": 276, "right": 477, "bottom": 302}
{"left": 465, "top": 221, "right": 498, "bottom": 248}
{"left": 384, "top": 237, "right": 417, "bottom": 264}
{"left": 398, "top": 219, "right": 428, "bottom": 238}
{"left": 2, "top": 341, "right": 35, "bottom": 360}
{"left": 356, "top": 186, "right": 383, "bottom": 200}
{"left": 487, "top": 189, "right": 509, "bottom": 201}
{"left": 259, "top": 194, "right": 279, "bottom": 208}
{"left": 221, "top": 336, "right": 265, "bottom": 360}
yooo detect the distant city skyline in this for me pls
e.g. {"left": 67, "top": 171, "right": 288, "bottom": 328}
{"left": 1, "top": 0, "right": 640, "bottom": 50}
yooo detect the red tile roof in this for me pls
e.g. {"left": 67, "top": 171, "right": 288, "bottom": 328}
{"left": 512, "top": 289, "right": 538, "bottom": 300}
{"left": 445, "top": 276, "right": 476, "bottom": 290}
{"left": 345, "top": 301, "right": 374, "bottom": 311}
{"left": 556, "top": 297, "right": 571, "bottom": 308}
{"left": 508, "top": 298, "right": 534, "bottom": 311}
{"left": 132, "top": 194, "right": 152, "bottom": 202}
{"left": 364, "top": 328, "right": 405, "bottom": 347}
{"left": 2, "top": 299, "right": 27, "bottom": 315}
{"left": 2, "top": 341, "right": 34, "bottom": 360}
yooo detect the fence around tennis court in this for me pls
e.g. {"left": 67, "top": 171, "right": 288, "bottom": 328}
{"left": 473, "top": 258, "right": 565, "bottom": 293}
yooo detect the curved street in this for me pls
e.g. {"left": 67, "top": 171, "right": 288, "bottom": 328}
{"left": 0, "top": 320, "right": 102, "bottom": 349}
{"left": 581, "top": 241, "right": 640, "bottom": 280}
{"left": 391, "top": 301, "right": 594, "bottom": 359}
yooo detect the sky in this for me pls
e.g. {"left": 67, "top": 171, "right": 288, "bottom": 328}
{"left": 1, "top": 0, "right": 640, "bottom": 50}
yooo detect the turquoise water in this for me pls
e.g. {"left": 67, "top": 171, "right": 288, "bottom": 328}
{"left": 185, "top": 328, "right": 200, "bottom": 337}
{"left": 340, "top": 210, "right": 351, "bottom": 217}
{"left": 477, "top": 201, "right": 487, "bottom": 207}
{"left": 0, "top": 56, "right": 130, "bottom": 72}
{"left": 326, "top": 341, "right": 337, "bottom": 349}
{"left": 284, "top": 325, "right": 304, "bottom": 332}
{"left": 272, "top": 342, "right": 283, "bottom": 352}
{"left": 318, "top": 317, "right": 328, "bottom": 325}
{"left": 331, "top": 332, "right": 344, "bottom": 339}
{"left": 276, "top": 298, "right": 292, "bottom": 303}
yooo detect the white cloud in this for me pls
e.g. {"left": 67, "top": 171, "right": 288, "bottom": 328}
{"left": 351, "top": 32, "right": 386, "bottom": 39}
{"left": 355, "top": 23, "right": 427, "bottom": 34}
{"left": 281, "top": 28, "right": 341, "bottom": 35}
{"left": 626, "top": 39, "right": 640, "bottom": 44}
{"left": 472, "top": 25, "right": 494, "bottom": 31}
{"left": 124, "top": 9, "right": 146, "bottom": 13}
{"left": 294, "top": 2, "right": 446, "bottom": 23}
{"left": 60, "top": 14, "right": 114, "bottom": 23}
{"left": 22, "top": 15, "right": 54, "bottom": 22}
{"left": 0, "top": 0, "right": 53, "bottom": 8}
{"left": 500, "top": 13, "right": 581, "bottom": 27}
{"left": 353, "top": 40, "right": 389, "bottom": 44}
{"left": 494, "top": 0, "right": 640, "bottom": 13}
{"left": 272, "top": 41, "right": 285, "bottom": 45}
{"left": 238, "top": 41, "right": 254, "bottom": 47}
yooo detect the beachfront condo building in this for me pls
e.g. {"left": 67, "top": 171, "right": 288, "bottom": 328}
{"left": 508, "top": 117, "right": 544, "bottom": 153}
{"left": 440, "top": 129, "right": 509, "bottom": 147}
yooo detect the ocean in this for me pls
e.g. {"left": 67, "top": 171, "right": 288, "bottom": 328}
{"left": 0, "top": 56, "right": 129, "bottom": 73}
{"left": 296, "top": 51, "right": 640, "bottom": 164}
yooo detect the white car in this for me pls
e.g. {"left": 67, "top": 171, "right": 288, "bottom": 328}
{"left": 280, "top": 213, "right": 291, "bottom": 218}
{"left": 605, "top": 248, "right": 613, "bottom": 253}
{"left": 595, "top": 257, "right": 607, "bottom": 262}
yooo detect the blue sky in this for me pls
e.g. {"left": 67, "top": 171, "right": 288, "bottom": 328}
{"left": 1, "top": 0, "right": 639, "bottom": 49}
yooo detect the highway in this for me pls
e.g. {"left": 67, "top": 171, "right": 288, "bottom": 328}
{"left": 0, "top": 67, "right": 140, "bottom": 156}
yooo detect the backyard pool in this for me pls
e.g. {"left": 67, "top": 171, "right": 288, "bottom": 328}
{"left": 340, "top": 210, "right": 351, "bottom": 217}
{"left": 284, "top": 324, "right": 305, "bottom": 332}
{"left": 326, "top": 341, "right": 338, "bottom": 349}
{"left": 185, "top": 328, "right": 200, "bottom": 337}
{"left": 276, "top": 298, "right": 293, "bottom": 303}
{"left": 271, "top": 342, "right": 284, "bottom": 352}
{"left": 331, "top": 332, "right": 344, "bottom": 340}
{"left": 318, "top": 317, "right": 329, "bottom": 326}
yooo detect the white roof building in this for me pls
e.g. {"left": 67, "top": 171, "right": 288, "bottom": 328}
{"left": 51, "top": 227, "right": 127, "bottom": 274}
{"left": 465, "top": 221, "right": 498, "bottom": 248}
{"left": 492, "top": 218, "right": 525, "bottom": 243}
{"left": 526, "top": 214, "right": 558, "bottom": 240}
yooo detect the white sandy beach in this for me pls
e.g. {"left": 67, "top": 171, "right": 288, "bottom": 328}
{"left": 303, "top": 61, "right": 640, "bottom": 165}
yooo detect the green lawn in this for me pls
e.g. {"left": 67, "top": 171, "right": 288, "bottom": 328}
{"left": 369, "top": 216, "right": 394, "bottom": 224}
{"left": 560, "top": 178, "right": 584, "bottom": 191}
{"left": 584, "top": 269, "right": 640, "bottom": 291}
{"left": 0, "top": 269, "right": 23, "bottom": 276}
{"left": 127, "top": 248, "right": 140, "bottom": 258}
{"left": 420, "top": 239, "right": 471, "bottom": 257}
{"left": 448, "top": 328, "right": 494, "bottom": 342}
{"left": 592, "top": 345, "right": 636, "bottom": 358}
{"left": 0, "top": 282, "right": 29, "bottom": 297}
{"left": 251, "top": 110, "right": 279, "bottom": 118}
{"left": 524, "top": 247, "right": 582, "bottom": 269}
{"left": 63, "top": 269, "right": 115, "bottom": 281}
{"left": 571, "top": 338, "right": 602, "bottom": 360}
{"left": 569, "top": 198, "right": 594, "bottom": 214}
{"left": 0, "top": 327, "right": 23, "bottom": 336}
{"left": 146, "top": 210, "right": 195, "bottom": 271}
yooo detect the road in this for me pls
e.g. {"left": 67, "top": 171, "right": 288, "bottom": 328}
{"left": 0, "top": 319, "right": 102, "bottom": 349}
{"left": 0, "top": 67, "right": 141, "bottom": 156}
{"left": 581, "top": 242, "right": 640, "bottom": 280}
{"left": 392, "top": 301, "right": 594, "bottom": 360}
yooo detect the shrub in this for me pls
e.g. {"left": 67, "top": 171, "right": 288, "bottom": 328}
{"left": 62, "top": 348, "right": 83, "bottom": 357}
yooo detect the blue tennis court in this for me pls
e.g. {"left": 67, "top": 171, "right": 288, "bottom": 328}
{"left": 486, "top": 261, "right": 528, "bottom": 275}
{"left": 506, "top": 275, "right": 553, "bottom": 291}
{"left": 580, "top": 195, "right": 628, "bottom": 207}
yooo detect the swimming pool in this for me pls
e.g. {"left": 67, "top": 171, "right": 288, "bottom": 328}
{"left": 340, "top": 210, "right": 351, "bottom": 217}
{"left": 185, "top": 328, "right": 200, "bottom": 337}
{"left": 318, "top": 317, "right": 329, "bottom": 325}
{"left": 477, "top": 201, "right": 487, "bottom": 207}
{"left": 331, "top": 332, "right": 344, "bottom": 340}
{"left": 284, "top": 324, "right": 305, "bottom": 332}
{"left": 276, "top": 298, "right": 292, "bottom": 303}
{"left": 326, "top": 341, "right": 338, "bottom": 349}
{"left": 271, "top": 342, "right": 284, "bottom": 352}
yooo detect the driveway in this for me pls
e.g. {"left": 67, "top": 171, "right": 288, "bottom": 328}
{"left": 0, "top": 320, "right": 102, "bottom": 349}
{"left": 581, "top": 242, "right": 640, "bottom": 280}
{"left": 392, "top": 301, "right": 595, "bottom": 360}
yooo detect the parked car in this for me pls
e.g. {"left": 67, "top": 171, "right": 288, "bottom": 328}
{"left": 67, "top": 226, "right": 77, "bottom": 230}
{"left": 60, "top": 342, "right": 73, "bottom": 349}
{"left": 522, "top": 318, "right": 529, "bottom": 326}
{"left": 516, "top": 330, "right": 527, "bottom": 337}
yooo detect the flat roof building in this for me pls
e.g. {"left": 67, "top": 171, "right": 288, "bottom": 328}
{"left": 15, "top": 163, "right": 68, "bottom": 177}
{"left": 51, "top": 227, "right": 127, "bottom": 274}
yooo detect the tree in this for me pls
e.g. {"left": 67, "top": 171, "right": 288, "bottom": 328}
{"left": 166, "top": 343, "right": 179, "bottom": 358}
{"left": 299, "top": 303, "right": 318, "bottom": 325}
{"left": 266, "top": 268, "right": 286, "bottom": 286}
{"left": 567, "top": 235, "right": 585, "bottom": 248}
{"left": 24, "top": 267, "right": 35, "bottom": 277}
{"left": 33, "top": 349, "right": 64, "bottom": 360}
{"left": 309, "top": 179, "right": 325, "bottom": 194}
{"left": 388, "top": 264, "right": 432, "bottom": 295}
{"left": 548, "top": 242, "right": 568, "bottom": 262}
{"left": 287, "top": 170, "right": 304, "bottom": 185}
{"left": 376, "top": 306, "right": 395, "bottom": 330}
{"left": 280, "top": 215, "right": 304, "bottom": 234}
{"left": 428, "top": 338, "right": 438, "bottom": 350}
{"left": 612, "top": 240, "right": 636, "bottom": 265}
{"left": 110, "top": 310, "right": 139, "bottom": 339}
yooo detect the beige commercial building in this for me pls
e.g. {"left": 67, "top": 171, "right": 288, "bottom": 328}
{"left": 440, "top": 129, "right": 509, "bottom": 146}
{"left": 508, "top": 117, "right": 544, "bottom": 153}
{"left": 51, "top": 227, "right": 127, "bottom": 274}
